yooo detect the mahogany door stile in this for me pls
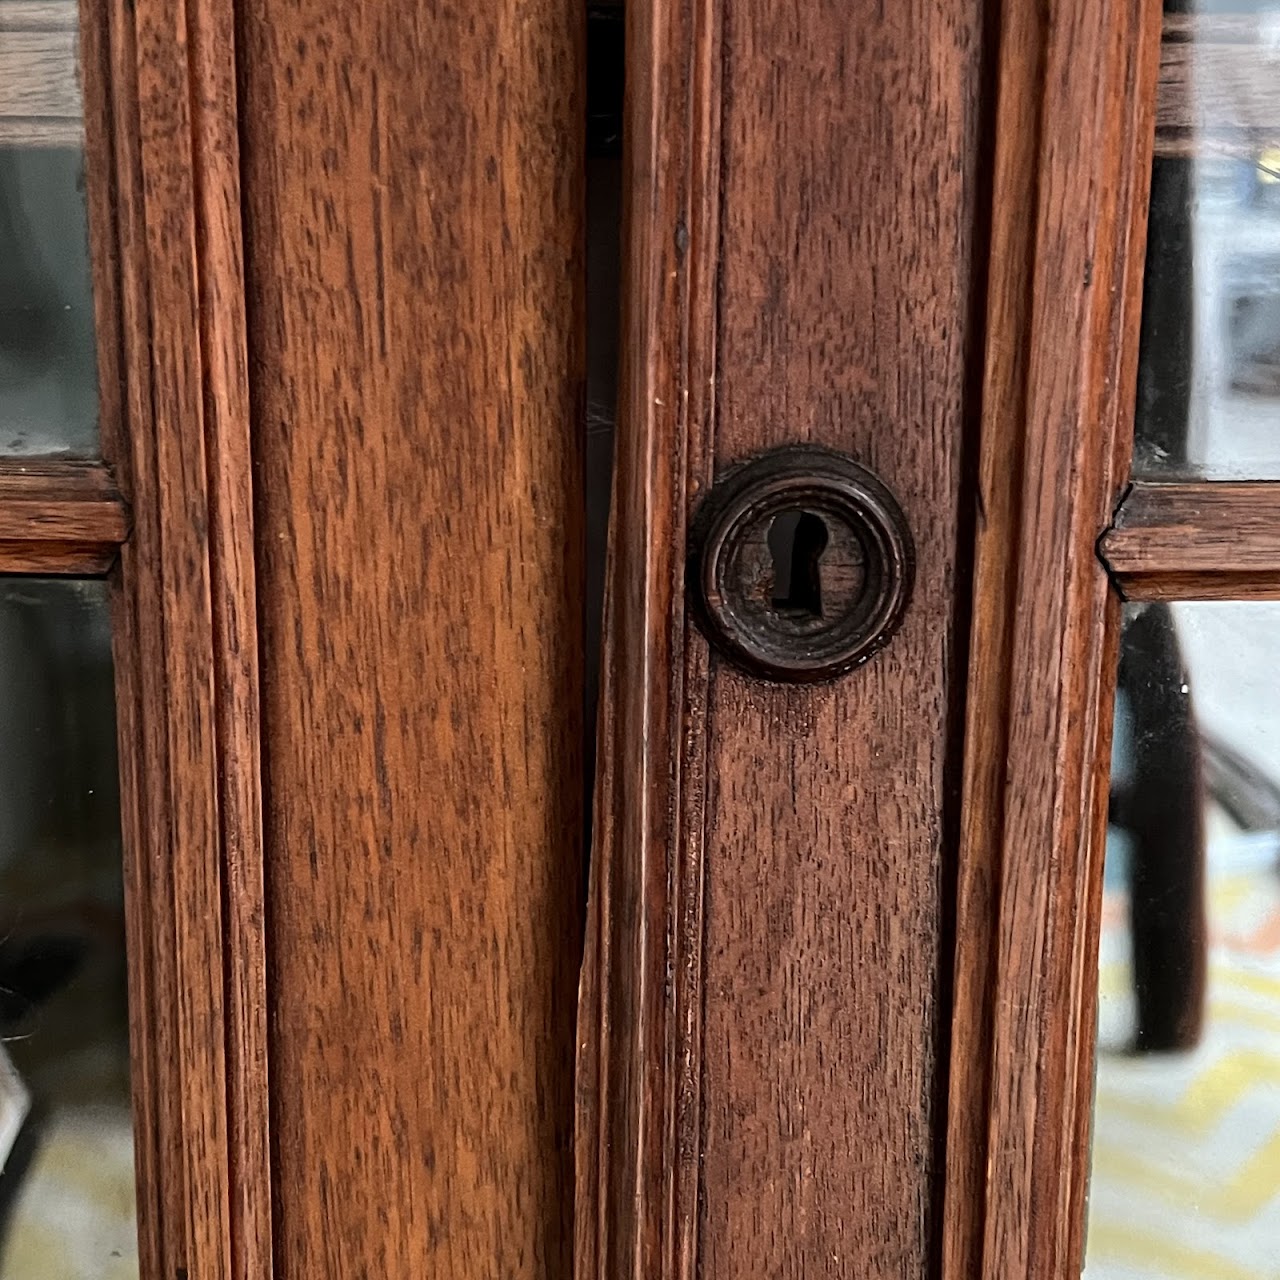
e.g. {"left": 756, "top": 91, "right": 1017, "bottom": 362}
{"left": 942, "top": 0, "right": 1164, "bottom": 1277}
{"left": 237, "top": 1, "right": 586, "bottom": 1276}
{"left": 578, "top": 0, "right": 987, "bottom": 1276}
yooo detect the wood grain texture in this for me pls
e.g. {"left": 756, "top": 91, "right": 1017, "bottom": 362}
{"left": 1102, "top": 481, "right": 1280, "bottom": 598}
{"left": 941, "top": 0, "right": 1162, "bottom": 1277}
{"left": 94, "top": 0, "right": 273, "bottom": 1274}
{"left": 236, "top": 1, "right": 585, "bottom": 1275}
{"left": 701, "top": 0, "right": 980, "bottom": 1273}
{"left": 0, "top": 118, "right": 80, "bottom": 146}
{"left": 0, "top": 2, "right": 77, "bottom": 27}
{"left": 96, "top": 3, "right": 177, "bottom": 1273}
{"left": 0, "top": 463, "right": 127, "bottom": 552}
{"left": 578, "top": 0, "right": 983, "bottom": 1275}
{"left": 0, "top": 1, "right": 81, "bottom": 146}
{"left": 0, "top": 541, "right": 118, "bottom": 572}
{"left": 576, "top": 0, "right": 720, "bottom": 1271}
{"left": 184, "top": 1, "right": 275, "bottom": 1271}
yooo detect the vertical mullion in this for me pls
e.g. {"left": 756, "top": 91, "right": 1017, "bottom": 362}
{"left": 941, "top": 0, "right": 1163, "bottom": 1275}
{"left": 100, "top": 0, "right": 185, "bottom": 1273}
{"left": 101, "top": 0, "right": 270, "bottom": 1272}
{"left": 184, "top": 0, "right": 273, "bottom": 1271}
{"left": 131, "top": 0, "right": 234, "bottom": 1265}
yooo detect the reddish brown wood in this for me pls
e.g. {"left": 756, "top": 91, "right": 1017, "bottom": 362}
{"left": 186, "top": 2, "right": 274, "bottom": 1272}
{"left": 79, "top": 0, "right": 125, "bottom": 472}
{"left": 578, "top": 0, "right": 982, "bottom": 1275}
{"left": 0, "top": 541, "right": 117, "bottom": 572}
{"left": 236, "top": 1, "right": 585, "bottom": 1275}
{"left": 108, "top": 556, "right": 168, "bottom": 1280}
{"left": 0, "top": 461, "right": 126, "bottom": 538}
{"left": 1101, "top": 482, "right": 1280, "bottom": 598}
{"left": 576, "top": 0, "right": 720, "bottom": 1270}
{"left": 46, "top": 0, "right": 1206, "bottom": 1273}
{"left": 941, "top": 0, "right": 1162, "bottom": 1277}
{"left": 700, "top": 0, "right": 981, "bottom": 1264}
{"left": 0, "top": 460, "right": 128, "bottom": 571}
{"left": 94, "top": 0, "right": 273, "bottom": 1275}
{"left": 98, "top": 2, "right": 178, "bottom": 1274}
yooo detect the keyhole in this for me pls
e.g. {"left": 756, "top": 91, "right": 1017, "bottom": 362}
{"left": 768, "top": 509, "right": 829, "bottom": 618}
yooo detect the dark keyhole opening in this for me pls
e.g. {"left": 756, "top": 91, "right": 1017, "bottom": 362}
{"left": 768, "top": 509, "right": 829, "bottom": 618}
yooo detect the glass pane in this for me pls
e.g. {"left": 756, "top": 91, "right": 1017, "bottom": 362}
{"left": 1134, "top": 4, "right": 1280, "bottom": 479}
{"left": 0, "top": 4, "right": 99, "bottom": 456}
{"left": 1087, "top": 602, "right": 1280, "bottom": 1277}
{"left": 0, "top": 581, "right": 136, "bottom": 1278}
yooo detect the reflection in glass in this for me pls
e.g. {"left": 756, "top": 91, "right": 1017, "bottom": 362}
{"left": 0, "top": 3, "right": 100, "bottom": 456}
{"left": 0, "top": 581, "right": 136, "bottom": 1279}
{"left": 1135, "top": 3, "right": 1280, "bottom": 478}
{"left": 1086, "top": 602, "right": 1280, "bottom": 1278}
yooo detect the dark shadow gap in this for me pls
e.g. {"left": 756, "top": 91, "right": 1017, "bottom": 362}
{"left": 583, "top": 0, "right": 623, "bottom": 883}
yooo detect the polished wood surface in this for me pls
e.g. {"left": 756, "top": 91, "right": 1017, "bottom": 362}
{"left": 95, "top": 0, "right": 273, "bottom": 1274}
{"left": 575, "top": 0, "right": 715, "bottom": 1268}
{"left": 93, "top": 3, "right": 170, "bottom": 1273}
{"left": 942, "top": 0, "right": 1162, "bottom": 1277}
{"left": 237, "top": 0, "right": 585, "bottom": 1275}
{"left": 19, "top": 0, "right": 1226, "bottom": 1272}
{"left": 702, "top": 0, "right": 979, "bottom": 1267}
{"left": 1102, "top": 482, "right": 1280, "bottom": 599}
{"left": 0, "top": 461, "right": 127, "bottom": 573}
{"left": 578, "top": 0, "right": 982, "bottom": 1275}
{"left": 36, "top": 0, "right": 1270, "bottom": 160}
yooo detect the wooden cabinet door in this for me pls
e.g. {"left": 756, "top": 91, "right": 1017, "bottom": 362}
{"left": 578, "top": 0, "right": 984, "bottom": 1273}
{"left": 582, "top": 3, "right": 1280, "bottom": 1280}
{"left": 11, "top": 0, "right": 1242, "bottom": 1276}
{"left": 577, "top": 2, "right": 1171, "bottom": 1280}
{"left": 3, "top": 0, "right": 584, "bottom": 1276}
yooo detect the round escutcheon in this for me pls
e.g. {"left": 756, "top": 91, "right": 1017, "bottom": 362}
{"left": 689, "top": 446, "right": 914, "bottom": 683}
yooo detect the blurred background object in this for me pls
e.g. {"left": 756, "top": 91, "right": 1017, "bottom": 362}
{"left": 1091, "top": 602, "right": 1280, "bottom": 1279}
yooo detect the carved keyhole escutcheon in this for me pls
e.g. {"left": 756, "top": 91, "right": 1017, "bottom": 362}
{"left": 689, "top": 446, "right": 914, "bottom": 683}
